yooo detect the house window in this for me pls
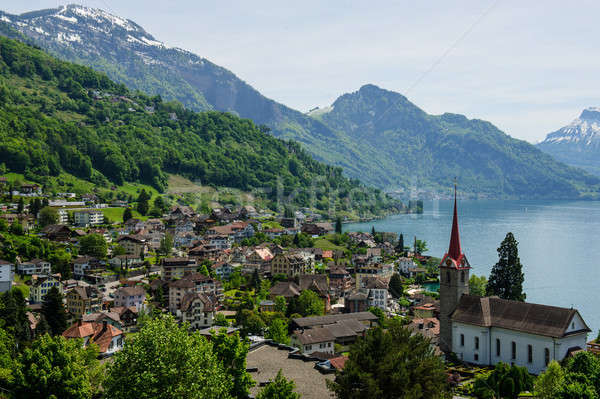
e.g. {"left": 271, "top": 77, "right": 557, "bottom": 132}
{"left": 461, "top": 271, "right": 465, "bottom": 283}
{"left": 528, "top": 344, "right": 533, "bottom": 363}
{"left": 511, "top": 342, "right": 516, "bottom": 360}
{"left": 460, "top": 334, "right": 464, "bottom": 347}
{"left": 474, "top": 353, "right": 479, "bottom": 361}
{"left": 496, "top": 339, "right": 501, "bottom": 356}
{"left": 475, "top": 337, "right": 479, "bottom": 350}
{"left": 545, "top": 348, "right": 550, "bottom": 366}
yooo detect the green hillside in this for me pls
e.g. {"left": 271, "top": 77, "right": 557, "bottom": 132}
{"left": 0, "top": 36, "right": 401, "bottom": 217}
{"left": 315, "top": 85, "right": 600, "bottom": 199}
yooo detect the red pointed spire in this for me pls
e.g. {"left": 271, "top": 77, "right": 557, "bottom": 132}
{"left": 447, "top": 183, "right": 462, "bottom": 262}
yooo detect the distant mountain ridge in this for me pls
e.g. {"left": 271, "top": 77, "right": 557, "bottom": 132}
{"left": 537, "top": 108, "right": 600, "bottom": 176}
{"left": 314, "top": 85, "right": 600, "bottom": 199}
{"left": 3, "top": 4, "right": 600, "bottom": 199}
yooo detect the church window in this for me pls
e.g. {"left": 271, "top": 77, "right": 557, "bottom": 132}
{"left": 475, "top": 337, "right": 479, "bottom": 350}
{"left": 496, "top": 339, "right": 501, "bottom": 356}
{"left": 460, "top": 334, "right": 464, "bottom": 347}
{"left": 511, "top": 341, "right": 516, "bottom": 360}
{"left": 474, "top": 353, "right": 479, "bottom": 361}
{"left": 461, "top": 271, "right": 465, "bottom": 283}
{"left": 446, "top": 271, "right": 451, "bottom": 283}
{"left": 545, "top": 348, "right": 550, "bottom": 366}
{"left": 528, "top": 345, "right": 533, "bottom": 363}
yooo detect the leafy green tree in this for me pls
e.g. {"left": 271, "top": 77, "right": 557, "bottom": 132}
{"left": 41, "top": 286, "right": 67, "bottom": 336}
{"left": 335, "top": 217, "right": 342, "bottom": 234}
{"left": 469, "top": 275, "right": 488, "bottom": 297}
{"left": 0, "top": 327, "right": 19, "bottom": 388}
{"left": 236, "top": 309, "right": 265, "bottom": 336}
{"left": 112, "top": 244, "right": 126, "bottom": 256}
{"left": 210, "top": 329, "right": 255, "bottom": 398}
{"left": 257, "top": 369, "right": 300, "bottom": 399}
{"left": 296, "top": 290, "right": 324, "bottom": 317}
{"left": 486, "top": 232, "right": 526, "bottom": 301}
{"left": 327, "top": 319, "right": 448, "bottom": 399}
{"left": 104, "top": 315, "right": 232, "bottom": 398}
{"left": 265, "top": 318, "right": 290, "bottom": 345}
{"left": 48, "top": 248, "right": 72, "bottom": 279}
{"left": 473, "top": 362, "right": 533, "bottom": 399}
{"left": 79, "top": 233, "right": 107, "bottom": 258}
{"left": 535, "top": 360, "right": 565, "bottom": 399}
{"left": 10, "top": 221, "right": 24, "bottom": 235}
{"left": 38, "top": 206, "right": 59, "bottom": 227}
{"left": 368, "top": 306, "right": 386, "bottom": 327}
{"left": 388, "top": 273, "right": 404, "bottom": 298}
{"left": 13, "top": 334, "right": 101, "bottom": 399}
{"left": 213, "top": 313, "right": 229, "bottom": 327}
{"left": 136, "top": 189, "right": 150, "bottom": 216}
{"left": 274, "top": 296, "right": 287, "bottom": 314}
{"left": 415, "top": 239, "right": 428, "bottom": 255}
{"left": 159, "top": 232, "right": 174, "bottom": 256}
{"left": 122, "top": 207, "right": 133, "bottom": 223}
{"left": 0, "top": 289, "right": 32, "bottom": 344}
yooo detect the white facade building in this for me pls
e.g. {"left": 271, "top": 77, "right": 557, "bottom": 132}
{"left": 73, "top": 210, "right": 104, "bottom": 226}
{"left": 17, "top": 259, "right": 51, "bottom": 275}
{"left": 0, "top": 260, "right": 14, "bottom": 293}
{"left": 451, "top": 295, "right": 590, "bottom": 374}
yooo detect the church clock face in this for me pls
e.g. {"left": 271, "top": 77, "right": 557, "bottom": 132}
{"left": 446, "top": 258, "right": 453, "bottom": 267}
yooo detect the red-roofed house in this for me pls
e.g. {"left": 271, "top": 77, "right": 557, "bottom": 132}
{"left": 62, "top": 320, "right": 124, "bottom": 356}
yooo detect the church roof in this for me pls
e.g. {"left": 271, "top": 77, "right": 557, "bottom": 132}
{"left": 451, "top": 295, "right": 591, "bottom": 338}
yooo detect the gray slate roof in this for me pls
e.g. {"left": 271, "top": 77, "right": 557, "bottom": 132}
{"left": 451, "top": 295, "right": 590, "bottom": 338}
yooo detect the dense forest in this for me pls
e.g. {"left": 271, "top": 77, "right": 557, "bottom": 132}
{"left": 0, "top": 36, "right": 401, "bottom": 216}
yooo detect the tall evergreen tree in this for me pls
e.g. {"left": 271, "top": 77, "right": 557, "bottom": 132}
{"left": 123, "top": 207, "right": 133, "bottom": 223}
{"left": 396, "top": 233, "right": 405, "bottom": 255}
{"left": 371, "top": 226, "right": 376, "bottom": 236}
{"left": 486, "top": 232, "right": 526, "bottom": 301}
{"left": 388, "top": 273, "right": 404, "bottom": 298}
{"left": 41, "top": 286, "right": 67, "bottom": 336}
{"left": 17, "top": 198, "right": 24, "bottom": 214}
{"left": 335, "top": 217, "right": 342, "bottom": 234}
{"left": 250, "top": 269, "right": 261, "bottom": 292}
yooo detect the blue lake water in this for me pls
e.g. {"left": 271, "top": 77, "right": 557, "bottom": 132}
{"left": 344, "top": 200, "right": 600, "bottom": 335}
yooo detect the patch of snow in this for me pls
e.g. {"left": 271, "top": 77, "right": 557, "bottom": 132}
{"left": 70, "top": 5, "right": 136, "bottom": 31}
{"left": 307, "top": 105, "right": 334, "bottom": 117}
{"left": 57, "top": 32, "right": 81, "bottom": 43}
{"left": 139, "top": 36, "right": 163, "bottom": 47}
{"left": 34, "top": 27, "right": 47, "bottom": 35}
{"left": 55, "top": 14, "right": 78, "bottom": 23}
{"left": 0, "top": 16, "right": 11, "bottom": 23}
{"left": 127, "top": 35, "right": 144, "bottom": 45}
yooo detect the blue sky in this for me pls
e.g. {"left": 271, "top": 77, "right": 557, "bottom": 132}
{"left": 2, "top": 0, "right": 599, "bottom": 143}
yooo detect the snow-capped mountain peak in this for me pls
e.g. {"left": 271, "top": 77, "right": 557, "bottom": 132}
{"left": 540, "top": 107, "right": 600, "bottom": 147}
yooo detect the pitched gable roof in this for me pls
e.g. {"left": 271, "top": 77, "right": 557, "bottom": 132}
{"left": 451, "top": 295, "right": 591, "bottom": 338}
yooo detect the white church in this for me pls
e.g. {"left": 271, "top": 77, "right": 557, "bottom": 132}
{"left": 438, "top": 187, "right": 590, "bottom": 374}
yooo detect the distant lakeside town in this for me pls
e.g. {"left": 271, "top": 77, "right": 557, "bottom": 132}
{"left": 0, "top": 179, "right": 596, "bottom": 399}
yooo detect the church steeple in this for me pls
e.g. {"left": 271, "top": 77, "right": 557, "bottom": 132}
{"left": 440, "top": 183, "right": 470, "bottom": 269}
{"left": 448, "top": 183, "right": 462, "bottom": 262}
